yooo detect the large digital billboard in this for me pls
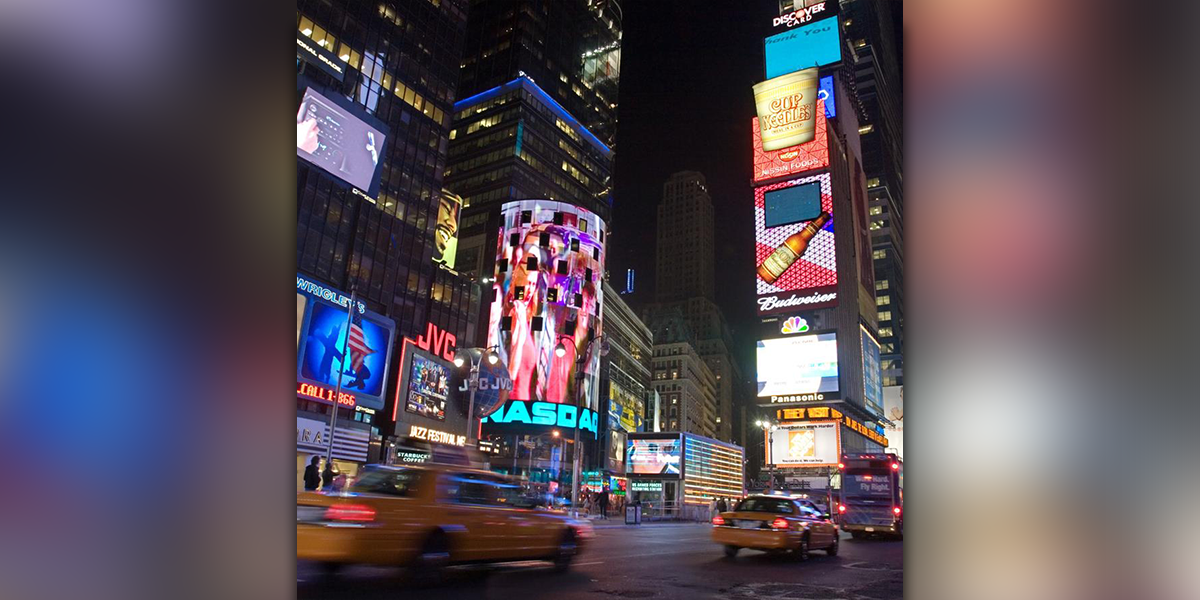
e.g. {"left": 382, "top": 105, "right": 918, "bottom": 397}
{"left": 751, "top": 99, "right": 829, "bottom": 183}
{"left": 608, "top": 379, "right": 645, "bottom": 433}
{"left": 861, "top": 326, "right": 884, "bottom": 417}
{"left": 296, "top": 87, "right": 386, "bottom": 195}
{"left": 773, "top": 0, "right": 839, "bottom": 31}
{"left": 627, "top": 437, "right": 682, "bottom": 476}
{"left": 481, "top": 399, "right": 600, "bottom": 439}
{"left": 405, "top": 351, "right": 450, "bottom": 421}
{"left": 766, "top": 421, "right": 840, "bottom": 467}
{"left": 764, "top": 16, "right": 843, "bottom": 78}
{"left": 488, "top": 200, "right": 606, "bottom": 408}
{"left": 753, "top": 68, "right": 819, "bottom": 150}
{"left": 755, "top": 173, "right": 837, "bottom": 313}
{"left": 296, "top": 275, "right": 395, "bottom": 411}
{"left": 757, "top": 333, "right": 839, "bottom": 403}
{"left": 433, "top": 189, "right": 462, "bottom": 268}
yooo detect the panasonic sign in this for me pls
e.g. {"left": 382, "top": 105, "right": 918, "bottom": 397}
{"left": 482, "top": 400, "right": 600, "bottom": 439}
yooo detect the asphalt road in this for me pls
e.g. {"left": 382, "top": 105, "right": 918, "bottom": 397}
{"left": 297, "top": 522, "right": 903, "bottom": 600}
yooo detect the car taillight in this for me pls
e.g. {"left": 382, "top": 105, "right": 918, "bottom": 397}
{"left": 325, "top": 503, "right": 376, "bottom": 522}
{"left": 771, "top": 517, "right": 789, "bottom": 530}
{"left": 837, "top": 462, "right": 845, "bottom": 470}
{"left": 891, "top": 463, "right": 899, "bottom": 470}
{"left": 838, "top": 504, "right": 846, "bottom": 513}
{"left": 893, "top": 506, "right": 901, "bottom": 516}
{"left": 712, "top": 515, "right": 725, "bottom": 526}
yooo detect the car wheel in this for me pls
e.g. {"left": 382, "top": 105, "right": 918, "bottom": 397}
{"left": 723, "top": 545, "right": 739, "bottom": 558}
{"left": 408, "top": 530, "right": 450, "bottom": 585}
{"left": 792, "top": 535, "right": 809, "bottom": 561}
{"left": 551, "top": 528, "right": 578, "bottom": 573}
{"left": 826, "top": 534, "right": 839, "bottom": 556}
{"left": 850, "top": 530, "right": 864, "bottom": 540}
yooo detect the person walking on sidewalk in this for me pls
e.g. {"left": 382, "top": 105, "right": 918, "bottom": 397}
{"left": 597, "top": 488, "right": 609, "bottom": 520}
{"left": 303, "top": 456, "right": 320, "bottom": 491}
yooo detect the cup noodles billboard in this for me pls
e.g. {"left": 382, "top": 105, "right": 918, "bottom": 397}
{"left": 752, "top": 98, "right": 829, "bottom": 183}
{"left": 753, "top": 68, "right": 819, "bottom": 151}
{"left": 754, "top": 173, "right": 837, "bottom": 314}
{"left": 488, "top": 200, "right": 605, "bottom": 409}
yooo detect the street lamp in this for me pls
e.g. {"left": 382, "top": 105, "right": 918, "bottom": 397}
{"left": 554, "top": 333, "right": 608, "bottom": 518}
{"left": 451, "top": 345, "right": 502, "bottom": 445}
{"left": 757, "top": 420, "right": 779, "bottom": 492}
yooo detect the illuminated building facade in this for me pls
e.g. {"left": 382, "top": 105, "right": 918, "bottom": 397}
{"left": 295, "top": 0, "right": 483, "bottom": 486}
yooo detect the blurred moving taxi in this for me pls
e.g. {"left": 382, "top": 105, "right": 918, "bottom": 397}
{"left": 711, "top": 494, "right": 839, "bottom": 559}
{"left": 297, "top": 464, "right": 590, "bottom": 576}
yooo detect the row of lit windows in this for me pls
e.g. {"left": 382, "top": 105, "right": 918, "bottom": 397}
{"left": 298, "top": 14, "right": 448, "bottom": 127}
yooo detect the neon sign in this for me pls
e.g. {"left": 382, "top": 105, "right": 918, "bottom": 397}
{"left": 408, "top": 424, "right": 466, "bottom": 446}
{"left": 413, "top": 322, "right": 457, "bottom": 362}
{"left": 297, "top": 382, "right": 356, "bottom": 407}
{"left": 482, "top": 400, "right": 599, "bottom": 439}
{"left": 781, "top": 316, "right": 810, "bottom": 334}
{"left": 776, "top": 406, "right": 889, "bottom": 447}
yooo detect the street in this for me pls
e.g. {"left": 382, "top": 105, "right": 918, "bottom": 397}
{"left": 297, "top": 523, "right": 903, "bottom": 600}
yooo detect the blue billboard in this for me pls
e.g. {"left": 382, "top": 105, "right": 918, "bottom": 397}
{"left": 860, "top": 326, "right": 883, "bottom": 417}
{"left": 765, "top": 18, "right": 842, "bottom": 78}
{"left": 819, "top": 75, "right": 836, "bottom": 119}
{"left": 297, "top": 276, "right": 395, "bottom": 411}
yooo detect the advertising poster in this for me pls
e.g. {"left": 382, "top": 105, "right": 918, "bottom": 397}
{"left": 860, "top": 326, "right": 884, "bottom": 417}
{"left": 757, "top": 333, "right": 839, "bottom": 400}
{"left": 608, "top": 429, "right": 627, "bottom": 475}
{"left": 487, "top": 200, "right": 606, "bottom": 408}
{"left": 405, "top": 351, "right": 450, "bottom": 421}
{"left": 884, "top": 386, "right": 903, "bottom": 458}
{"left": 296, "top": 87, "right": 386, "bottom": 194}
{"left": 296, "top": 277, "right": 395, "bottom": 411}
{"left": 627, "top": 438, "right": 682, "bottom": 476}
{"left": 751, "top": 102, "right": 829, "bottom": 183}
{"left": 764, "top": 17, "right": 843, "bottom": 78}
{"left": 608, "top": 379, "right": 645, "bottom": 433}
{"left": 767, "top": 421, "right": 840, "bottom": 467}
{"left": 753, "top": 68, "right": 819, "bottom": 150}
{"left": 754, "top": 173, "right": 837, "bottom": 313}
{"left": 433, "top": 189, "right": 462, "bottom": 267}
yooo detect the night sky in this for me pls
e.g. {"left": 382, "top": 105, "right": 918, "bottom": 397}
{"left": 610, "top": 0, "right": 773, "bottom": 373}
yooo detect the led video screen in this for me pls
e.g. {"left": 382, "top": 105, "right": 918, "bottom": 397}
{"left": 296, "top": 289, "right": 395, "bottom": 411}
{"left": 487, "top": 200, "right": 606, "bottom": 407}
{"left": 764, "top": 17, "right": 843, "bottom": 78}
{"left": 751, "top": 99, "right": 829, "bottom": 183}
{"left": 405, "top": 351, "right": 450, "bottom": 421}
{"left": 861, "top": 326, "right": 883, "bottom": 417}
{"left": 296, "top": 87, "right": 386, "bottom": 194}
{"left": 757, "top": 333, "right": 839, "bottom": 398}
{"left": 767, "top": 421, "right": 840, "bottom": 467}
{"left": 627, "top": 438, "right": 682, "bottom": 476}
{"left": 764, "top": 181, "right": 822, "bottom": 228}
{"left": 755, "top": 173, "right": 836, "bottom": 303}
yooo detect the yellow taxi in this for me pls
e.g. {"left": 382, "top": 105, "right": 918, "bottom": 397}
{"left": 711, "top": 494, "right": 839, "bottom": 560}
{"left": 297, "top": 463, "right": 590, "bottom": 577}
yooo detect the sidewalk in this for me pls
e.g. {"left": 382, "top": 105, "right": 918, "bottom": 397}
{"left": 584, "top": 515, "right": 708, "bottom": 529}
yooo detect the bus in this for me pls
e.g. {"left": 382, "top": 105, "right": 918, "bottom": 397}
{"left": 836, "top": 453, "right": 902, "bottom": 538}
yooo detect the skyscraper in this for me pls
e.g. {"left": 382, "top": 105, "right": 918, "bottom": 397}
{"left": 845, "top": 0, "right": 904, "bottom": 386}
{"left": 645, "top": 171, "right": 740, "bottom": 443}
{"left": 295, "top": 0, "right": 481, "bottom": 479}
{"left": 655, "top": 171, "right": 715, "bottom": 303}
{"left": 447, "top": 0, "right": 624, "bottom": 488}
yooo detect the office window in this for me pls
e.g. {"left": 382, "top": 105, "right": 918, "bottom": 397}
{"left": 879, "top": 327, "right": 893, "bottom": 337}
{"left": 875, "top": 280, "right": 889, "bottom": 291}
{"left": 873, "top": 249, "right": 887, "bottom": 260}
{"left": 877, "top": 295, "right": 890, "bottom": 306}
{"left": 878, "top": 311, "right": 892, "bottom": 321}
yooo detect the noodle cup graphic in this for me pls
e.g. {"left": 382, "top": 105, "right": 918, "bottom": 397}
{"left": 753, "top": 67, "right": 819, "bottom": 151}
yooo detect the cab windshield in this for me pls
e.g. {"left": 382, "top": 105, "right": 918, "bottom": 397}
{"left": 348, "top": 467, "right": 420, "bottom": 497}
{"left": 734, "top": 497, "right": 795, "bottom": 514}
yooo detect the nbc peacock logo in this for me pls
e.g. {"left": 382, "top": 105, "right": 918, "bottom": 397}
{"left": 780, "top": 316, "right": 809, "bottom": 334}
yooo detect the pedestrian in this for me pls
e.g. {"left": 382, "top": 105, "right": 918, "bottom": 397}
{"left": 321, "top": 461, "right": 336, "bottom": 490}
{"left": 303, "top": 456, "right": 321, "bottom": 491}
{"left": 598, "top": 489, "right": 609, "bottom": 520}
{"left": 717, "top": 497, "right": 728, "bottom": 513}
{"left": 332, "top": 471, "right": 349, "bottom": 492}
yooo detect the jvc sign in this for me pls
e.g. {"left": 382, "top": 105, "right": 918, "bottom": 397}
{"left": 482, "top": 400, "right": 599, "bottom": 439}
